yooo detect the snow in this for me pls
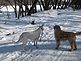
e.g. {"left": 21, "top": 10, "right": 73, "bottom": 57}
{"left": 0, "top": 9, "right": 81, "bottom": 61}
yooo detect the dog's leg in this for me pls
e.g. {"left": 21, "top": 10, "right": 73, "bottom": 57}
{"left": 33, "top": 41, "right": 38, "bottom": 48}
{"left": 36, "top": 40, "right": 38, "bottom": 49}
{"left": 69, "top": 39, "right": 77, "bottom": 51}
{"left": 69, "top": 40, "right": 74, "bottom": 51}
{"left": 55, "top": 40, "right": 60, "bottom": 49}
{"left": 34, "top": 39, "right": 38, "bottom": 48}
{"left": 34, "top": 41, "right": 36, "bottom": 46}
{"left": 73, "top": 40, "right": 77, "bottom": 50}
{"left": 22, "top": 40, "right": 27, "bottom": 51}
{"left": 36, "top": 41, "right": 37, "bottom": 46}
{"left": 34, "top": 39, "right": 38, "bottom": 49}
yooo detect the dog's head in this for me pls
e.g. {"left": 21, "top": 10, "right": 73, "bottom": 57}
{"left": 54, "top": 25, "right": 61, "bottom": 30}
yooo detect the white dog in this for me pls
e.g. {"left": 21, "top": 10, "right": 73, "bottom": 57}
{"left": 17, "top": 25, "right": 43, "bottom": 51}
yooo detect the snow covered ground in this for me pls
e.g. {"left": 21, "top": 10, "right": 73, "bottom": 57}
{"left": 0, "top": 8, "right": 81, "bottom": 61}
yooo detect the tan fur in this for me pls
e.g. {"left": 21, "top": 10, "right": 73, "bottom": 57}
{"left": 54, "top": 25, "right": 81, "bottom": 51}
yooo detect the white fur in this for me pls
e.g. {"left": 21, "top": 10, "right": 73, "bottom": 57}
{"left": 18, "top": 26, "right": 43, "bottom": 50}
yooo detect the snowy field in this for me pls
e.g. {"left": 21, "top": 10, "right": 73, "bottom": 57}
{"left": 0, "top": 8, "right": 81, "bottom": 61}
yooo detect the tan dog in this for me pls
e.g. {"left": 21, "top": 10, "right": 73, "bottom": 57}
{"left": 54, "top": 25, "right": 81, "bottom": 51}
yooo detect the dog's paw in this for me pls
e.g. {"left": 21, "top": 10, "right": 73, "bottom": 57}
{"left": 55, "top": 47, "right": 58, "bottom": 49}
{"left": 74, "top": 48, "right": 77, "bottom": 50}
{"left": 68, "top": 49, "right": 74, "bottom": 51}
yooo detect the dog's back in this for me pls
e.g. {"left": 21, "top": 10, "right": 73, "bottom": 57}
{"left": 55, "top": 30, "right": 76, "bottom": 41}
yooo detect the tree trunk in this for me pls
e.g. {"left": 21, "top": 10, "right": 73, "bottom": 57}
{"left": 14, "top": 0, "right": 17, "bottom": 18}
{"left": 27, "top": 0, "right": 38, "bottom": 16}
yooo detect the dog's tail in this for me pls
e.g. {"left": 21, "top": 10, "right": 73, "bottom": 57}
{"left": 15, "top": 39, "right": 20, "bottom": 43}
{"left": 75, "top": 32, "right": 81, "bottom": 35}
{"left": 15, "top": 37, "right": 21, "bottom": 44}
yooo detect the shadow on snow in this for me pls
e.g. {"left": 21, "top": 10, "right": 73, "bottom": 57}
{"left": 0, "top": 40, "right": 81, "bottom": 53}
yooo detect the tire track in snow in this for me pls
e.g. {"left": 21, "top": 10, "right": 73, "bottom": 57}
{"left": 21, "top": 50, "right": 40, "bottom": 61}
{"left": 0, "top": 53, "right": 10, "bottom": 61}
{"left": 54, "top": 51, "right": 64, "bottom": 61}
{"left": 13, "top": 50, "right": 33, "bottom": 61}
{"left": 15, "top": 50, "right": 64, "bottom": 61}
